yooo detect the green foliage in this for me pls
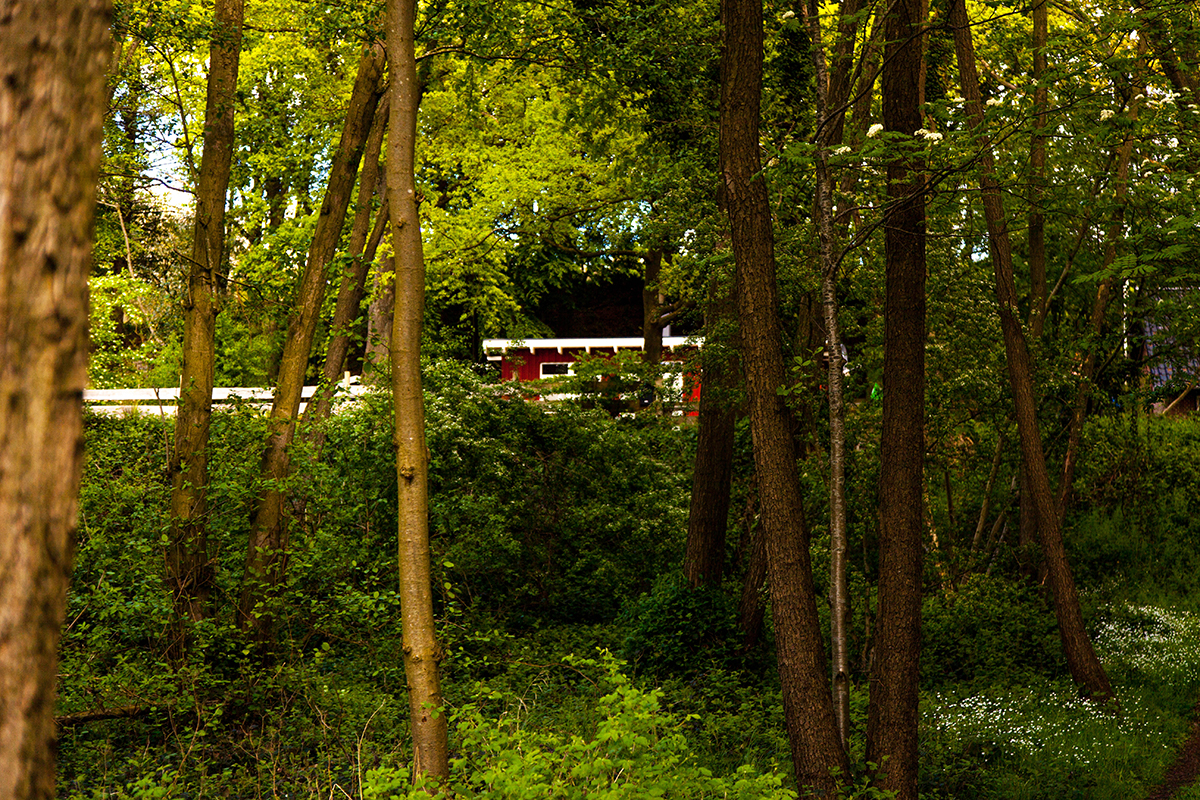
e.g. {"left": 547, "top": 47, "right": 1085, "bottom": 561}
{"left": 423, "top": 361, "right": 691, "bottom": 621}
{"left": 919, "top": 680, "right": 1181, "bottom": 800}
{"left": 1069, "top": 416, "right": 1200, "bottom": 598}
{"left": 621, "top": 575, "right": 743, "bottom": 677}
{"left": 365, "top": 653, "right": 800, "bottom": 800}
{"left": 920, "top": 603, "right": 1200, "bottom": 799}
{"left": 921, "top": 576, "right": 1066, "bottom": 690}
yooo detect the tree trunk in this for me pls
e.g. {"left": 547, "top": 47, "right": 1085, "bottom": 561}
{"left": 304, "top": 95, "right": 391, "bottom": 446}
{"left": 1028, "top": 0, "right": 1049, "bottom": 340}
{"left": 365, "top": 265, "right": 396, "bottom": 380}
{"left": 949, "top": 0, "right": 1115, "bottom": 703}
{"left": 1057, "top": 80, "right": 1142, "bottom": 523}
{"left": 387, "top": 0, "right": 450, "bottom": 781}
{"left": 167, "top": 0, "right": 243, "bottom": 656}
{"left": 738, "top": 516, "right": 769, "bottom": 651}
{"left": 801, "top": 0, "right": 864, "bottom": 748}
{"left": 683, "top": 273, "right": 738, "bottom": 588}
{"left": 0, "top": 2, "right": 110, "bottom": 797}
{"left": 720, "top": 0, "right": 849, "bottom": 790}
{"left": 238, "top": 41, "right": 386, "bottom": 640}
{"left": 641, "top": 248, "right": 666, "bottom": 366}
{"left": 865, "top": 0, "right": 925, "bottom": 794}
{"left": 970, "top": 433, "right": 1005, "bottom": 556}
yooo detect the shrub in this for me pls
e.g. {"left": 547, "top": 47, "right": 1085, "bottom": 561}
{"left": 921, "top": 575, "right": 1065, "bottom": 690}
{"left": 364, "top": 654, "right": 800, "bottom": 800}
{"left": 621, "top": 575, "right": 743, "bottom": 677}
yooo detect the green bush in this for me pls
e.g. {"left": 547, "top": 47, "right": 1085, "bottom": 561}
{"left": 422, "top": 361, "right": 691, "bottom": 622}
{"left": 920, "top": 575, "right": 1065, "bottom": 690}
{"left": 621, "top": 575, "right": 743, "bottom": 677}
{"left": 365, "top": 654, "right": 800, "bottom": 800}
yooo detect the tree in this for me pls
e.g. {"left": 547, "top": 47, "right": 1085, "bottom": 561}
{"left": 719, "top": 0, "right": 849, "bottom": 790}
{"left": 304, "top": 95, "right": 391, "bottom": 436}
{"left": 238, "top": 39, "right": 387, "bottom": 641}
{"left": 948, "top": 0, "right": 1115, "bottom": 703}
{"left": 166, "top": 0, "right": 244, "bottom": 653}
{"left": 388, "top": 0, "right": 450, "bottom": 781}
{"left": 798, "top": 0, "right": 871, "bottom": 746}
{"left": 865, "top": 0, "right": 926, "bottom": 794}
{"left": 0, "top": 1, "right": 110, "bottom": 796}
{"left": 683, "top": 270, "right": 738, "bottom": 588}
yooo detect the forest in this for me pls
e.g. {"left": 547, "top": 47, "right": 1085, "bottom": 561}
{"left": 2, "top": 0, "right": 1200, "bottom": 797}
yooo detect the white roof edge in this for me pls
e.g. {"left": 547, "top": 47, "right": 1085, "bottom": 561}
{"left": 482, "top": 337, "right": 702, "bottom": 360}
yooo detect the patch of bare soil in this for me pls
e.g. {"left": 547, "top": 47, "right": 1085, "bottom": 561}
{"left": 1145, "top": 698, "right": 1200, "bottom": 800}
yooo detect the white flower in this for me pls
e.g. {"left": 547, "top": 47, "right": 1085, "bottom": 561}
{"left": 985, "top": 97, "right": 1002, "bottom": 107}
{"left": 832, "top": 145, "right": 852, "bottom": 155}
{"left": 925, "top": 131, "right": 944, "bottom": 142}
{"left": 782, "top": 9, "right": 795, "bottom": 19}
{"left": 867, "top": 123, "right": 884, "bottom": 138}
{"left": 1100, "top": 109, "right": 1114, "bottom": 121}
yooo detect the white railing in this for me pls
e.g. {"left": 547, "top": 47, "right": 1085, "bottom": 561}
{"left": 84, "top": 377, "right": 370, "bottom": 417}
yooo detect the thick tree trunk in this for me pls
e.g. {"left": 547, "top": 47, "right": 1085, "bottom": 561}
{"left": 949, "top": 0, "right": 1115, "bottom": 703}
{"left": 683, "top": 274, "right": 738, "bottom": 588}
{"left": 720, "top": 0, "right": 849, "bottom": 790}
{"left": 865, "top": 0, "right": 925, "bottom": 794}
{"left": 167, "top": 0, "right": 243, "bottom": 655}
{"left": 238, "top": 42, "right": 386, "bottom": 640}
{"left": 0, "top": 2, "right": 110, "bottom": 797}
{"left": 304, "top": 96, "right": 391, "bottom": 447}
{"left": 387, "top": 0, "right": 450, "bottom": 781}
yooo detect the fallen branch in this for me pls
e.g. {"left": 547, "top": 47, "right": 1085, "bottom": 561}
{"left": 56, "top": 705, "right": 149, "bottom": 730}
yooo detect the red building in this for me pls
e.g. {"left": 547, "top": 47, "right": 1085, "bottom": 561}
{"left": 483, "top": 337, "right": 702, "bottom": 413}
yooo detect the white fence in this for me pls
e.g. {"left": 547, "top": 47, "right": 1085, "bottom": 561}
{"left": 84, "top": 380, "right": 371, "bottom": 417}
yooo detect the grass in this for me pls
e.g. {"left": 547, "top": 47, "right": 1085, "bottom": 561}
{"left": 917, "top": 602, "right": 1200, "bottom": 799}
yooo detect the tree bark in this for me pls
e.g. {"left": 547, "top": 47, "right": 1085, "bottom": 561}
{"left": 641, "top": 248, "right": 666, "bottom": 366}
{"left": 949, "top": 0, "right": 1115, "bottom": 703}
{"left": 167, "top": 0, "right": 244, "bottom": 656}
{"left": 720, "top": 0, "right": 849, "bottom": 790}
{"left": 387, "top": 0, "right": 450, "bottom": 782}
{"left": 0, "top": 2, "right": 110, "bottom": 797}
{"left": 801, "top": 0, "right": 865, "bottom": 748}
{"left": 865, "top": 0, "right": 925, "bottom": 794}
{"left": 1028, "top": 0, "right": 1049, "bottom": 341}
{"left": 1057, "top": 81, "right": 1142, "bottom": 523}
{"left": 304, "top": 96, "right": 391, "bottom": 444}
{"left": 238, "top": 41, "right": 386, "bottom": 640}
{"left": 683, "top": 273, "right": 738, "bottom": 588}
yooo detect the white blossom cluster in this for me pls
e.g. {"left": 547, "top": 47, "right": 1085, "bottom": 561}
{"left": 923, "top": 603, "right": 1200, "bottom": 778}
{"left": 923, "top": 683, "right": 1151, "bottom": 767}
{"left": 1094, "top": 605, "right": 1200, "bottom": 685}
